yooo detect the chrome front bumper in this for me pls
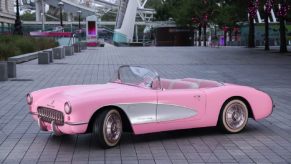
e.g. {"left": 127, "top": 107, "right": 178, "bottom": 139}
{"left": 38, "top": 118, "right": 62, "bottom": 136}
{"left": 30, "top": 112, "right": 88, "bottom": 126}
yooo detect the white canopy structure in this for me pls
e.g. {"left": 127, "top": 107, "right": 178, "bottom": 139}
{"left": 34, "top": 0, "right": 155, "bottom": 44}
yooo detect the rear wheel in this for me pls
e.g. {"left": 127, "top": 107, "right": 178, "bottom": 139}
{"left": 219, "top": 99, "right": 248, "bottom": 133}
{"left": 93, "top": 109, "right": 123, "bottom": 148}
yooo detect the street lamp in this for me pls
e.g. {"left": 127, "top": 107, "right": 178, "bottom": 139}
{"left": 58, "top": 1, "right": 64, "bottom": 28}
{"left": 264, "top": 4, "right": 270, "bottom": 50}
{"left": 77, "top": 10, "right": 82, "bottom": 30}
{"left": 14, "top": 0, "right": 23, "bottom": 35}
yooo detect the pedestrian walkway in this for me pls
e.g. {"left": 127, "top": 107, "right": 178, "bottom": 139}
{"left": 0, "top": 46, "right": 291, "bottom": 163}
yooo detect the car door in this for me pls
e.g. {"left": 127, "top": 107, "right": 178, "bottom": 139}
{"left": 156, "top": 89, "right": 206, "bottom": 129}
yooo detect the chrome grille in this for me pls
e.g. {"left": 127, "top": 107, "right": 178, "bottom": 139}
{"left": 37, "top": 107, "right": 64, "bottom": 125}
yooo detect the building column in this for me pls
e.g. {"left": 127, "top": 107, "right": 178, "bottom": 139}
{"left": 0, "top": 0, "right": 2, "bottom": 12}
{"left": 1, "top": 22, "right": 4, "bottom": 33}
{"left": 67, "top": 12, "right": 73, "bottom": 22}
{"left": 35, "top": 0, "right": 42, "bottom": 21}
{"left": 7, "top": 23, "right": 10, "bottom": 32}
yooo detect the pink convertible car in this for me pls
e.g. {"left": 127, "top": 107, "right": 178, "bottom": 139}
{"left": 27, "top": 65, "right": 274, "bottom": 148}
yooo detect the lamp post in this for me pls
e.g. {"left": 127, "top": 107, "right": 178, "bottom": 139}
{"left": 13, "top": 0, "right": 23, "bottom": 35}
{"left": 264, "top": 4, "right": 270, "bottom": 50}
{"left": 58, "top": 1, "right": 64, "bottom": 28}
{"left": 77, "top": 10, "right": 82, "bottom": 30}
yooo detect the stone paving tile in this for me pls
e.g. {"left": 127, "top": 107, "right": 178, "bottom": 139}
{"left": 0, "top": 46, "right": 291, "bottom": 163}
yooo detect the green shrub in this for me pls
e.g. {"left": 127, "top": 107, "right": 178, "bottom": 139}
{"left": 0, "top": 35, "right": 59, "bottom": 61}
{"left": 14, "top": 37, "right": 36, "bottom": 54}
{"left": 33, "top": 37, "right": 58, "bottom": 51}
{"left": 0, "top": 43, "right": 21, "bottom": 61}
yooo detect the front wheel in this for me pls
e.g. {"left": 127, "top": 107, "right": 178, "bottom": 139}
{"left": 93, "top": 109, "right": 123, "bottom": 148}
{"left": 219, "top": 99, "right": 249, "bottom": 133}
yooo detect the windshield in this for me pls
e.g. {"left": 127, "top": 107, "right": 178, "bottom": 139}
{"left": 111, "top": 65, "right": 160, "bottom": 89}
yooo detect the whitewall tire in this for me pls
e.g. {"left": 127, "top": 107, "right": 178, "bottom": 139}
{"left": 219, "top": 99, "right": 249, "bottom": 133}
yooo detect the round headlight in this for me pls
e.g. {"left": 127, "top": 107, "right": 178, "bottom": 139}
{"left": 64, "top": 102, "right": 72, "bottom": 114}
{"left": 26, "top": 93, "right": 33, "bottom": 105}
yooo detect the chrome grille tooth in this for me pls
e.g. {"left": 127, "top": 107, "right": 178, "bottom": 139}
{"left": 37, "top": 107, "right": 64, "bottom": 125}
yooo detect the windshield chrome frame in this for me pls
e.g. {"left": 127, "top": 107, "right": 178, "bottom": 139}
{"left": 116, "top": 65, "right": 161, "bottom": 90}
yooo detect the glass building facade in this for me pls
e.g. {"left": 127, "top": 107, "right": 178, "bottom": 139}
{"left": 0, "top": 0, "right": 15, "bottom": 34}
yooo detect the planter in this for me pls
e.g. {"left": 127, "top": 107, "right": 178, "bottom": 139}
{"left": 0, "top": 61, "right": 8, "bottom": 81}
{"left": 61, "top": 48, "right": 65, "bottom": 58}
{"left": 38, "top": 52, "right": 50, "bottom": 64}
{"left": 64, "top": 46, "right": 74, "bottom": 56}
{"left": 73, "top": 43, "right": 81, "bottom": 53}
{"left": 7, "top": 61, "right": 16, "bottom": 78}
{"left": 43, "top": 50, "right": 54, "bottom": 63}
{"left": 80, "top": 42, "right": 88, "bottom": 50}
{"left": 53, "top": 47, "right": 64, "bottom": 59}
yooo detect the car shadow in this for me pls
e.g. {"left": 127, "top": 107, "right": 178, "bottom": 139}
{"left": 122, "top": 125, "right": 257, "bottom": 145}
{"left": 48, "top": 126, "right": 257, "bottom": 150}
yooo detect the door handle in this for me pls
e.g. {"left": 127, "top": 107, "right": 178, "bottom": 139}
{"left": 193, "top": 95, "right": 201, "bottom": 98}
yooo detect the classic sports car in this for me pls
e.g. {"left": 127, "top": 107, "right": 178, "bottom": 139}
{"left": 27, "top": 65, "right": 274, "bottom": 148}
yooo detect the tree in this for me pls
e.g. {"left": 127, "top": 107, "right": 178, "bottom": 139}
{"left": 248, "top": 0, "right": 259, "bottom": 48}
{"left": 168, "top": 0, "right": 218, "bottom": 47}
{"left": 264, "top": 0, "right": 274, "bottom": 51}
{"left": 21, "top": 12, "right": 36, "bottom": 21}
{"left": 214, "top": 2, "right": 244, "bottom": 46}
{"left": 278, "top": 0, "right": 288, "bottom": 53}
{"left": 150, "top": 0, "right": 176, "bottom": 21}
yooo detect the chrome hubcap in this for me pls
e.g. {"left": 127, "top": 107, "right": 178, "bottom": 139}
{"left": 225, "top": 103, "right": 247, "bottom": 130}
{"left": 104, "top": 112, "right": 122, "bottom": 144}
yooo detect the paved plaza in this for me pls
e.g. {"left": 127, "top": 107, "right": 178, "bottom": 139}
{"left": 0, "top": 46, "right": 291, "bottom": 163}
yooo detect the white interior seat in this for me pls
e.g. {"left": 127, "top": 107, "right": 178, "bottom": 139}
{"left": 160, "top": 79, "right": 199, "bottom": 90}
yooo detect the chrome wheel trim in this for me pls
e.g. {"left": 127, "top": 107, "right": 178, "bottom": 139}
{"left": 103, "top": 110, "right": 122, "bottom": 146}
{"left": 223, "top": 100, "right": 248, "bottom": 133}
{"left": 225, "top": 103, "right": 246, "bottom": 129}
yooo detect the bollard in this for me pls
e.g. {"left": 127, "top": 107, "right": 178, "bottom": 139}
{"left": 53, "top": 47, "right": 64, "bottom": 59}
{"left": 74, "top": 43, "right": 81, "bottom": 53}
{"left": 0, "top": 61, "right": 8, "bottom": 81}
{"left": 7, "top": 61, "right": 16, "bottom": 78}
{"left": 38, "top": 52, "right": 50, "bottom": 64}
{"left": 43, "top": 50, "right": 53, "bottom": 63}
{"left": 64, "top": 46, "right": 74, "bottom": 56}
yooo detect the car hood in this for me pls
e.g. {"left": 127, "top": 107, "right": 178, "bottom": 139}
{"left": 62, "top": 84, "right": 117, "bottom": 97}
{"left": 47, "top": 83, "right": 126, "bottom": 100}
{"left": 33, "top": 83, "right": 128, "bottom": 106}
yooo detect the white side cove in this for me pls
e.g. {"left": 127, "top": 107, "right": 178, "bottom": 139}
{"left": 116, "top": 103, "right": 197, "bottom": 124}
{"left": 113, "top": 0, "right": 139, "bottom": 43}
{"left": 157, "top": 104, "right": 197, "bottom": 122}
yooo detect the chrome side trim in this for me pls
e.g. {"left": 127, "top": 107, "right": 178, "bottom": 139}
{"left": 29, "top": 111, "right": 38, "bottom": 115}
{"left": 64, "top": 121, "right": 88, "bottom": 126}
